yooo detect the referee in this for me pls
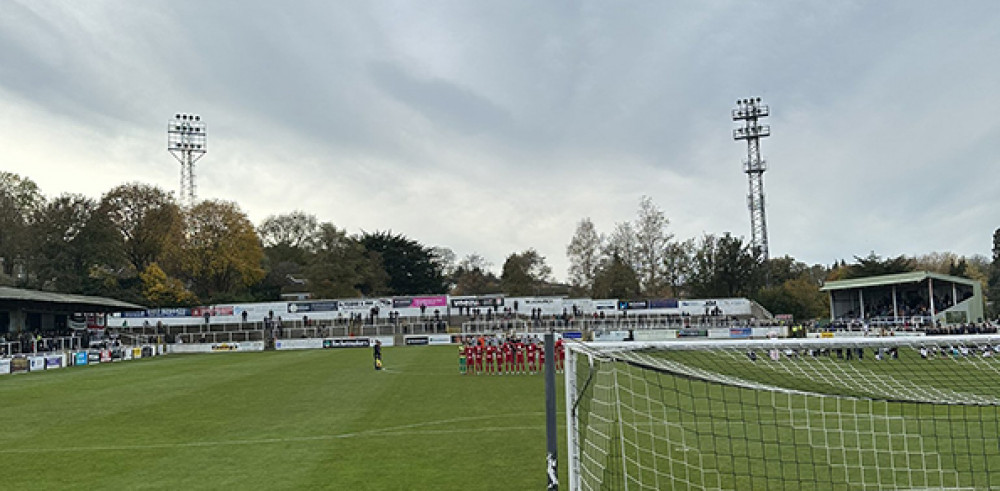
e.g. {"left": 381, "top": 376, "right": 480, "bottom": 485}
{"left": 373, "top": 340, "right": 383, "bottom": 370}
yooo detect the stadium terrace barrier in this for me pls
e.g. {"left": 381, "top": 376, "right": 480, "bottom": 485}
{"left": 593, "top": 326, "right": 788, "bottom": 343}
{"left": 460, "top": 316, "right": 785, "bottom": 335}
{"left": 175, "top": 330, "right": 265, "bottom": 344}
{"left": 1, "top": 341, "right": 21, "bottom": 356}
{"left": 808, "top": 330, "right": 928, "bottom": 338}
{"left": 118, "top": 320, "right": 451, "bottom": 344}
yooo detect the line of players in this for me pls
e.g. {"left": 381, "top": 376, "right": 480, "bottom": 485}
{"left": 459, "top": 336, "right": 564, "bottom": 375}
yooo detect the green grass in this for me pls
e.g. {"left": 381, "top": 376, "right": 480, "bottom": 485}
{"left": 11, "top": 344, "right": 1000, "bottom": 490}
{"left": 0, "top": 347, "right": 566, "bottom": 490}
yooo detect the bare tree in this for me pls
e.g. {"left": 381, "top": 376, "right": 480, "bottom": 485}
{"left": 566, "top": 217, "right": 604, "bottom": 295}
{"left": 258, "top": 211, "right": 319, "bottom": 249}
{"left": 634, "top": 195, "right": 673, "bottom": 295}
{"left": 605, "top": 221, "right": 637, "bottom": 273}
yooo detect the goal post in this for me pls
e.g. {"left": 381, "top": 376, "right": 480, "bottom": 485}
{"left": 565, "top": 335, "right": 1000, "bottom": 490}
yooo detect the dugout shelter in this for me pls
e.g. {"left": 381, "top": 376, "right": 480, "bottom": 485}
{"left": 820, "top": 270, "right": 983, "bottom": 326}
{"left": 0, "top": 286, "right": 145, "bottom": 334}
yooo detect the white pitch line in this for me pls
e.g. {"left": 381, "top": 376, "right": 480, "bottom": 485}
{"left": 0, "top": 412, "right": 547, "bottom": 454}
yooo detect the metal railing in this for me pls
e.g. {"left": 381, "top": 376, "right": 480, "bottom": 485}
{"left": 0, "top": 336, "right": 82, "bottom": 356}
{"left": 460, "top": 316, "right": 777, "bottom": 334}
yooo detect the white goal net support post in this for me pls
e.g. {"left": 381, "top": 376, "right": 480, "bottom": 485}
{"left": 565, "top": 335, "right": 1000, "bottom": 491}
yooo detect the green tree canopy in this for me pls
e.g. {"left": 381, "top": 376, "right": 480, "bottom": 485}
{"left": 500, "top": 249, "right": 552, "bottom": 296}
{"left": 451, "top": 254, "right": 500, "bottom": 295}
{"left": 99, "top": 183, "right": 183, "bottom": 275}
{"left": 687, "top": 233, "right": 764, "bottom": 298}
{"left": 592, "top": 253, "right": 640, "bottom": 299}
{"left": 307, "top": 223, "right": 387, "bottom": 298}
{"left": 360, "top": 231, "right": 447, "bottom": 295}
{"left": 837, "top": 252, "right": 915, "bottom": 280}
{"left": 0, "top": 172, "right": 43, "bottom": 283}
{"left": 29, "top": 194, "right": 117, "bottom": 293}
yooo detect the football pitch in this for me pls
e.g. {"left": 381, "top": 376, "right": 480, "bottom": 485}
{"left": 0, "top": 346, "right": 565, "bottom": 490}
{"left": 571, "top": 344, "right": 1000, "bottom": 490}
{"left": 7, "top": 343, "right": 1000, "bottom": 490}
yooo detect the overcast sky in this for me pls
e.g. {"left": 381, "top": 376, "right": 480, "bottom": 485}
{"left": 2, "top": 1, "right": 998, "bottom": 280}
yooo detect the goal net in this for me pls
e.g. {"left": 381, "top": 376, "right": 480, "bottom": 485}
{"left": 564, "top": 335, "right": 1000, "bottom": 490}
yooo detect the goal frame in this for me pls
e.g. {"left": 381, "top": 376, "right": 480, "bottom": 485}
{"left": 564, "top": 334, "right": 1000, "bottom": 491}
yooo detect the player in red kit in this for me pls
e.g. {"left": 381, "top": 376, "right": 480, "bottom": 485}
{"left": 515, "top": 339, "right": 526, "bottom": 374}
{"left": 494, "top": 341, "right": 504, "bottom": 375}
{"left": 527, "top": 339, "right": 538, "bottom": 374}
{"left": 465, "top": 342, "right": 477, "bottom": 375}
{"left": 485, "top": 343, "right": 496, "bottom": 375}
{"left": 473, "top": 343, "right": 484, "bottom": 374}
{"left": 504, "top": 340, "right": 515, "bottom": 374}
{"left": 555, "top": 338, "right": 565, "bottom": 373}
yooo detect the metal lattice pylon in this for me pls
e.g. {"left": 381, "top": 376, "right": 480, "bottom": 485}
{"left": 167, "top": 113, "right": 207, "bottom": 208}
{"left": 732, "top": 98, "right": 770, "bottom": 262}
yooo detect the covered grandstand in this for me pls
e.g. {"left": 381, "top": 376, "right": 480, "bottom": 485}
{"left": 0, "top": 286, "right": 145, "bottom": 333}
{"left": 0, "top": 286, "right": 147, "bottom": 355}
{"left": 820, "top": 271, "right": 984, "bottom": 327}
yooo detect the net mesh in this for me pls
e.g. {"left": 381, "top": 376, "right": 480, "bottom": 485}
{"left": 567, "top": 336, "right": 1000, "bottom": 490}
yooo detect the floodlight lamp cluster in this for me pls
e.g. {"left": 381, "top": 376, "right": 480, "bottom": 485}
{"left": 168, "top": 113, "right": 206, "bottom": 152}
{"left": 733, "top": 125, "right": 770, "bottom": 139}
{"left": 732, "top": 97, "right": 769, "bottom": 121}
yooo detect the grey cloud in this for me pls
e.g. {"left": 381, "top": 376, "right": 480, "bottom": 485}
{"left": 2, "top": 0, "right": 1000, "bottom": 279}
{"left": 368, "top": 61, "right": 516, "bottom": 138}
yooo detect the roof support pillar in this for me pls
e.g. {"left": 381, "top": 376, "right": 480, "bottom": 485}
{"left": 929, "top": 278, "right": 936, "bottom": 319}
{"left": 892, "top": 285, "right": 898, "bottom": 326}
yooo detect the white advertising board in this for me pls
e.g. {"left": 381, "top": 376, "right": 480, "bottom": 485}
{"left": 275, "top": 339, "right": 325, "bottom": 350}
{"left": 428, "top": 334, "right": 453, "bottom": 345}
{"left": 167, "top": 341, "right": 265, "bottom": 354}
{"left": 633, "top": 330, "right": 678, "bottom": 341}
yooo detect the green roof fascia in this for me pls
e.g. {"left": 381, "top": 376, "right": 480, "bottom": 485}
{"left": 0, "top": 286, "right": 146, "bottom": 312}
{"left": 820, "top": 271, "right": 976, "bottom": 292}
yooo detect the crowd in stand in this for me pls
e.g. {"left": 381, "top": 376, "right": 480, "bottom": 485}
{"left": 0, "top": 328, "right": 114, "bottom": 356}
{"left": 750, "top": 346, "right": 903, "bottom": 362}
{"left": 823, "top": 320, "right": 998, "bottom": 335}
{"left": 924, "top": 323, "right": 999, "bottom": 336}
{"left": 841, "top": 290, "right": 973, "bottom": 322}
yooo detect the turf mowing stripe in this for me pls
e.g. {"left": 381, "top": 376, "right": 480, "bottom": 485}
{"left": 0, "top": 412, "right": 551, "bottom": 454}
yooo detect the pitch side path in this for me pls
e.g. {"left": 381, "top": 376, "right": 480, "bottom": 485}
{"left": 0, "top": 346, "right": 567, "bottom": 490}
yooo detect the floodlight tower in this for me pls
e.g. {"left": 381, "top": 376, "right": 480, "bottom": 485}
{"left": 732, "top": 97, "right": 771, "bottom": 262}
{"left": 167, "top": 113, "right": 207, "bottom": 208}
